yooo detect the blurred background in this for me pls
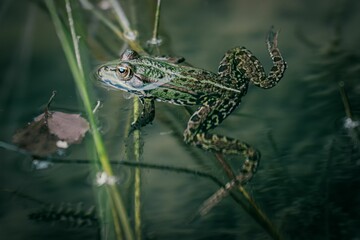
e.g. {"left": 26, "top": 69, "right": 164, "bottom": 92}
{"left": 0, "top": 0, "right": 360, "bottom": 239}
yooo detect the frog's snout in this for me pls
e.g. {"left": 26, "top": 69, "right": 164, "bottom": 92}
{"left": 97, "top": 68, "right": 102, "bottom": 78}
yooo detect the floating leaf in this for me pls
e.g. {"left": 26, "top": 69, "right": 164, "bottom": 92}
{"left": 12, "top": 117, "right": 59, "bottom": 157}
{"left": 34, "top": 111, "right": 89, "bottom": 145}
{"left": 12, "top": 91, "right": 89, "bottom": 157}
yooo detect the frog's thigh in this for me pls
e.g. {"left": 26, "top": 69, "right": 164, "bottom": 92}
{"left": 184, "top": 99, "right": 238, "bottom": 140}
{"left": 183, "top": 104, "right": 211, "bottom": 142}
{"left": 183, "top": 98, "right": 247, "bottom": 153}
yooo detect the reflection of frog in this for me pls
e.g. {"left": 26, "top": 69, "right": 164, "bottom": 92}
{"left": 97, "top": 29, "right": 287, "bottom": 181}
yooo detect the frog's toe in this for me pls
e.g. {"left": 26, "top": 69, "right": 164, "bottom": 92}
{"left": 267, "top": 26, "right": 279, "bottom": 49}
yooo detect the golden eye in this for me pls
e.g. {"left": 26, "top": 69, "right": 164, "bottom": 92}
{"left": 116, "top": 64, "right": 133, "bottom": 80}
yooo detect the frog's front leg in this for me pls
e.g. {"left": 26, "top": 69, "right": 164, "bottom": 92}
{"left": 129, "top": 97, "right": 155, "bottom": 134}
{"left": 183, "top": 99, "right": 260, "bottom": 181}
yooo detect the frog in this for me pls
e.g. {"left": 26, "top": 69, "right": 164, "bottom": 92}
{"left": 97, "top": 29, "right": 287, "bottom": 182}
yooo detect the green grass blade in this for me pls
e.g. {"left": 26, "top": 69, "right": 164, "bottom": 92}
{"left": 45, "top": 1, "right": 134, "bottom": 239}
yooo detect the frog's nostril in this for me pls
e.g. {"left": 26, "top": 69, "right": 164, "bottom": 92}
{"left": 97, "top": 68, "right": 102, "bottom": 77}
{"left": 97, "top": 66, "right": 107, "bottom": 77}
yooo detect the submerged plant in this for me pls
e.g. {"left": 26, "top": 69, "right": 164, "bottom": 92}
{"left": 29, "top": 202, "right": 98, "bottom": 228}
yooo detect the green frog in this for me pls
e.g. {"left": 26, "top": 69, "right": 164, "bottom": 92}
{"left": 97, "top": 29, "right": 287, "bottom": 182}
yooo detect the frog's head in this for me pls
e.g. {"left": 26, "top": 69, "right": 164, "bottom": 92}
{"left": 97, "top": 49, "right": 170, "bottom": 95}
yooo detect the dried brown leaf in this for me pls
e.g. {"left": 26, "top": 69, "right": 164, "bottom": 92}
{"left": 35, "top": 112, "right": 89, "bottom": 144}
{"left": 13, "top": 111, "right": 89, "bottom": 157}
{"left": 12, "top": 117, "right": 58, "bottom": 157}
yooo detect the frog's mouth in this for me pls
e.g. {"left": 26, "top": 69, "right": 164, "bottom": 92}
{"left": 102, "top": 79, "right": 127, "bottom": 91}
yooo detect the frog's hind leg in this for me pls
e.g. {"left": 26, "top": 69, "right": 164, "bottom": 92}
{"left": 183, "top": 99, "right": 260, "bottom": 181}
{"left": 218, "top": 28, "right": 287, "bottom": 89}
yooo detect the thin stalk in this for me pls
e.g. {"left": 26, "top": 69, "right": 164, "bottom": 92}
{"left": 133, "top": 98, "right": 142, "bottom": 240}
{"left": 107, "top": 0, "right": 145, "bottom": 53}
{"left": 108, "top": 190, "right": 123, "bottom": 240}
{"left": 108, "top": 0, "right": 134, "bottom": 37}
{"left": 148, "top": 0, "right": 162, "bottom": 45}
{"left": 80, "top": 0, "right": 145, "bottom": 54}
{"left": 214, "top": 153, "right": 236, "bottom": 179}
{"left": 80, "top": 0, "right": 124, "bottom": 40}
{"left": 242, "top": 190, "right": 283, "bottom": 240}
{"left": 46, "top": 1, "right": 134, "bottom": 239}
{"left": 134, "top": 166, "right": 142, "bottom": 240}
{"left": 152, "top": 0, "right": 161, "bottom": 40}
{"left": 66, "top": 1, "right": 84, "bottom": 77}
{"left": 338, "top": 81, "right": 353, "bottom": 119}
{"left": 214, "top": 153, "right": 282, "bottom": 240}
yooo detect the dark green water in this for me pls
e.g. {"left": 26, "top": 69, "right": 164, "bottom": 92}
{"left": 1, "top": 0, "right": 360, "bottom": 239}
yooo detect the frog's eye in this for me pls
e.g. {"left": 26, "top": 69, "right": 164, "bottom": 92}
{"left": 116, "top": 64, "right": 133, "bottom": 81}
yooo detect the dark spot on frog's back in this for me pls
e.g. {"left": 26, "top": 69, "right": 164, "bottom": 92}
{"left": 191, "top": 114, "right": 200, "bottom": 122}
{"left": 218, "top": 65, "right": 228, "bottom": 73}
{"left": 222, "top": 98, "right": 229, "bottom": 106}
{"left": 174, "top": 57, "right": 185, "bottom": 64}
{"left": 157, "top": 72, "right": 164, "bottom": 79}
{"left": 273, "top": 56, "right": 282, "bottom": 62}
{"left": 239, "top": 68, "right": 246, "bottom": 75}
{"left": 250, "top": 56, "right": 258, "bottom": 62}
